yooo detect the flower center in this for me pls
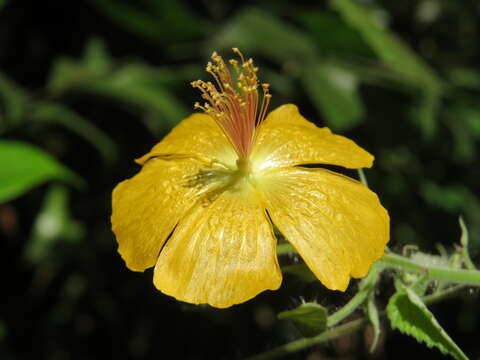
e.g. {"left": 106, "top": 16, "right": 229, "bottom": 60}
{"left": 191, "top": 49, "right": 271, "bottom": 161}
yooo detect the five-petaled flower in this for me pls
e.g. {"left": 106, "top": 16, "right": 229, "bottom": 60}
{"left": 111, "top": 49, "right": 389, "bottom": 308}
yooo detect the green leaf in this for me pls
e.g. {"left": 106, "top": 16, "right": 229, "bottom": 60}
{"left": 0, "top": 0, "right": 6, "bottom": 10}
{"left": 448, "top": 68, "right": 480, "bottom": 90}
{"left": 26, "top": 184, "right": 85, "bottom": 263}
{"left": 459, "top": 216, "right": 476, "bottom": 270}
{"left": 282, "top": 264, "right": 317, "bottom": 282}
{"left": 331, "top": 0, "right": 442, "bottom": 91}
{"left": 0, "top": 72, "right": 29, "bottom": 130}
{"left": 211, "top": 8, "right": 317, "bottom": 64}
{"left": 420, "top": 181, "right": 472, "bottom": 213}
{"left": 89, "top": 0, "right": 206, "bottom": 42}
{"left": 30, "top": 102, "right": 117, "bottom": 164}
{"left": 387, "top": 287, "right": 469, "bottom": 360}
{"left": 303, "top": 63, "right": 364, "bottom": 131}
{"left": 0, "top": 141, "right": 83, "bottom": 203}
{"left": 83, "top": 38, "right": 112, "bottom": 74}
{"left": 297, "top": 11, "right": 373, "bottom": 57}
{"left": 278, "top": 302, "right": 328, "bottom": 337}
{"left": 48, "top": 42, "right": 189, "bottom": 133}
{"left": 366, "top": 289, "right": 381, "bottom": 353}
{"left": 410, "top": 90, "right": 440, "bottom": 140}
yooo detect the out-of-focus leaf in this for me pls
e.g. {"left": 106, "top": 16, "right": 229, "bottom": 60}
{"left": 331, "top": 0, "right": 442, "bottom": 92}
{"left": 48, "top": 40, "right": 189, "bottom": 132}
{"left": 445, "top": 104, "right": 480, "bottom": 163}
{"left": 459, "top": 216, "right": 476, "bottom": 270}
{"left": 211, "top": 8, "right": 317, "bottom": 65}
{"left": 92, "top": 68, "right": 188, "bottom": 128}
{"left": 282, "top": 264, "right": 316, "bottom": 282}
{"left": 420, "top": 181, "right": 472, "bottom": 213}
{"left": 303, "top": 63, "right": 364, "bottom": 131}
{"left": 0, "top": 73, "right": 29, "bottom": 130}
{"left": 30, "top": 102, "right": 117, "bottom": 164}
{"left": 83, "top": 38, "right": 112, "bottom": 74}
{"left": 0, "top": 141, "right": 83, "bottom": 203}
{"left": 297, "top": 11, "right": 373, "bottom": 57}
{"left": 387, "top": 286, "right": 468, "bottom": 360}
{"left": 89, "top": 0, "right": 207, "bottom": 42}
{"left": 366, "top": 289, "right": 381, "bottom": 353}
{"left": 0, "top": 0, "right": 6, "bottom": 10}
{"left": 278, "top": 302, "right": 328, "bottom": 337}
{"left": 410, "top": 90, "right": 440, "bottom": 140}
{"left": 448, "top": 68, "right": 480, "bottom": 90}
{"left": 26, "top": 184, "right": 85, "bottom": 263}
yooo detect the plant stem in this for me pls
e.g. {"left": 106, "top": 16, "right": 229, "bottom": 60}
{"left": 380, "top": 253, "right": 480, "bottom": 286}
{"left": 244, "top": 317, "right": 368, "bottom": 360}
{"left": 327, "top": 263, "right": 381, "bottom": 327}
{"left": 245, "top": 284, "right": 467, "bottom": 360}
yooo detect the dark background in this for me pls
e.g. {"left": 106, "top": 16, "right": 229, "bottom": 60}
{"left": 1, "top": 0, "right": 479, "bottom": 359}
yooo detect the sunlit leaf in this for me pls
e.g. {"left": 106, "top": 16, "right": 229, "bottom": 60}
{"left": 278, "top": 302, "right": 328, "bottom": 337}
{"left": 26, "top": 184, "right": 85, "bottom": 263}
{"left": 387, "top": 286, "right": 469, "bottom": 360}
{"left": 0, "top": 141, "right": 83, "bottom": 203}
{"left": 303, "top": 63, "right": 364, "bottom": 131}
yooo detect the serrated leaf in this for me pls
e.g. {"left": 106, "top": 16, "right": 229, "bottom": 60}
{"left": 278, "top": 302, "right": 328, "bottom": 337}
{"left": 387, "top": 287, "right": 469, "bottom": 360}
{"left": 26, "top": 184, "right": 85, "bottom": 263}
{"left": 303, "top": 63, "right": 364, "bottom": 131}
{"left": 211, "top": 8, "right": 317, "bottom": 64}
{"left": 0, "top": 141, "right": 83, "bottom": 203}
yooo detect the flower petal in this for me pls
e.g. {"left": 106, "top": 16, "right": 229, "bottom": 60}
{"left": 111, "top": 158, "right": 206, "bottom": 272}
{"left": 257, "top": 167, "right": 389, "bottom": 291}
{"left": 251, "top": 104, "right": 373, "bottom": 171}
{"left": 136, "top": 113, "right": 237, "bottom": 168}
{"left": 153, "top": 182, "right": 282, "bottom": 308}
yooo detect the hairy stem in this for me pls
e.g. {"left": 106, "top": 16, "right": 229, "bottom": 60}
{"left": 380, "top": 252, "right": 480, "bottom": 286}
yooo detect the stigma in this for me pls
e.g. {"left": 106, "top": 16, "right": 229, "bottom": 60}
{"left": 191, "top": 48, "right": 271, "bottom": 161}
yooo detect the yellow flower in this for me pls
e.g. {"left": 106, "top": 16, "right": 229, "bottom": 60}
{"left": 111, "top": 49, "right": 389, "bottom": 308}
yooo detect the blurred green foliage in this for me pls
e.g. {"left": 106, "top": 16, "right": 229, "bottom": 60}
{"left": 1, "top": 0, "right": 479, "bottom": 359}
